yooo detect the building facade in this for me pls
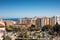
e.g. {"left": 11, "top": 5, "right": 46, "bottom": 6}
{"left": 16, "top": 17, "right": 32, "bottom": 28}
{"left": 49, "top": 16, "right": 55, "bottom": 26}
{"left": 42, "top": 17, "right": 49, "bottom": 27}
{"left": 31, "top": 16, "right": 37, "bottom": 25}
{"left": 55, "top": 16, "right": 60, "bottom": 25}
{"left": 36, "top": 18, "right": 42, "bottom": 27}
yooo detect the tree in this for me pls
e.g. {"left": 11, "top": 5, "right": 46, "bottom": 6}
{"left": 53, "top": 22, "right": 60, "bottom": 35}
{"left": 4, "top": 22, "right": 13, "bottom": 32}
{"left": 56, "top": 22, "right": 58, "bottom": 25}
{"left": 31, "top": 24, "right": 35, "bottom": 27}
{"left": 29, "top": 24, "right": 35, "bottom": 31}
{"left": 42, "top": 25, "right": 53, "bottom": 31}
{"left": 5, "top": 36, "right": 11, "bottom": 40}
{"left": 53, "top": 22, "right": 59, "bottom": 32}
{"left": 42, "top": 25, "right": 53, "bottom": 35}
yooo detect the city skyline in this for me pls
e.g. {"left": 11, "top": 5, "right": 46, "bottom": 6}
{"left": 0, "top": 0, "right": 60, "bottom": 18}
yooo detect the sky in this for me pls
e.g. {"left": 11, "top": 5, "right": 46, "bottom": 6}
{"left": 0, "top": 0, "right": 60, "bottom": 18}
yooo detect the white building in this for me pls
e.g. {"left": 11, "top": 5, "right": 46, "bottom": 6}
{"left": 0, "top": 18, "right": 5, "bottom": 40}
{"left": 55, "top": 16, "right": 60, "bottom": 25}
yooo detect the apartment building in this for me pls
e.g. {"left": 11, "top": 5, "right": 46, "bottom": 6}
{"left": 15, "top": 17, "right": 32, "bottom": 29}
{"left": 49, "top": 16, "right": 55, "bottom": 26}
{"left": 41, "top": 17, "right": 49, "bottom": 26}
{"left": 31, "top": 16, "right": 37, "bottom": 25}
{"left": 55, "top": 16, "right": 60, "bottom": 25}
{"left": 36, "top": 18, "right": 42, "bottom": 27}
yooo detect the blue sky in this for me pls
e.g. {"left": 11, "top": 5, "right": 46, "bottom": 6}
{"left": 0, "top": 0, "right": 60, "bottom": 18}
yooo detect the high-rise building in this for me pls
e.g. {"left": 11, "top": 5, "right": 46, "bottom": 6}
{"left": 36, "top": 18, "right": 42, "bottom": 27}
{"left": 55, "top": 16, "right": 60, "bottom": 25}
{"left": 31, "top": 16, "right": 37, "bottom": 25}
{"left": 42, "top": 17, "right": 49, "bottom": 26}
{"left": 49, "top": 16, "right": 55, "bottom": 26}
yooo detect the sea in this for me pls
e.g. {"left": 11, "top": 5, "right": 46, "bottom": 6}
{"left": 3, "top": 18, "right": 19, "bottom": 21}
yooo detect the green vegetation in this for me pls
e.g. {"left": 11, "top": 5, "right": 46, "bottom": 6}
{"left": 4, "top": 22, "right": 13, "bottom": 32}
{"left": 42, "top": 25, "right": 53, "bottom": 31}
{"left": 13, "top": 27, "right": 21, "bottom": 33}
{"left": 29, "top": 24, "right": 40, "bottom": 31}
{"left": 53, "top": 22, "right": 60, "bottom": 36}
{"left": 4, "top": 36, "right": 11, "bottom": 40}
{"left": 15, "top": 39, "right": 37, "bottom": 40}
{"left": 4, "top": 21, "right": 60, "bottom": 40}
{"left": 41, "top": 22, "right": 60, "bottom": 36}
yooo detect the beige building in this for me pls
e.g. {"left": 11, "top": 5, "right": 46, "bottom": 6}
{"left": 44, "top": 17, "right": 49, "bottom": 26}
{"left": 49, "top": 16, "right": 55, "bottom": 26}
{"left": 15, "top": 17, "right": 32, "bottom": 29}
{"left": 31, "top": 16, "right": 37, "bottom": 25}
{"left": 41, "top": 16, "right": 55, "bottom": 26}
{"left": 42, "top": 17, "right": 49, "bottom": 26}
{"left": 13, "top": 24, "right": 26, "bottom": 29}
